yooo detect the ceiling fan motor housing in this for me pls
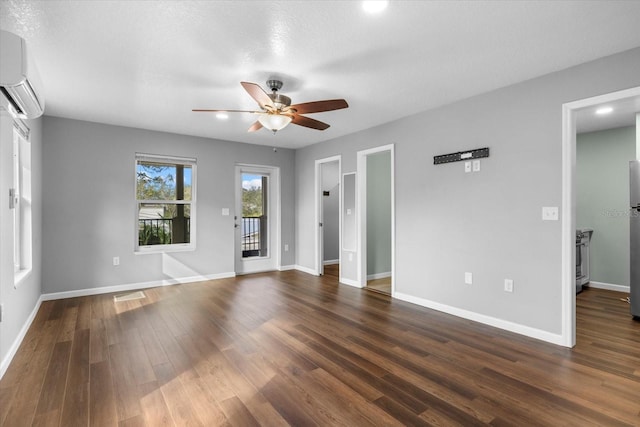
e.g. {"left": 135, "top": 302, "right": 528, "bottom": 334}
{"left": 268, "top": 93, "right": 291, "bottom": 109}
{"left": 265, "top": 80, "right": 291, "bottom": 110}
{"left": 266, "top": 79, "right": 284, "bottom": 92}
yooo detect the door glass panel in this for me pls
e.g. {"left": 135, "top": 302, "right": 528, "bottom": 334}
{"left": 242, "top": 173, "right": 268, "bottom": 258}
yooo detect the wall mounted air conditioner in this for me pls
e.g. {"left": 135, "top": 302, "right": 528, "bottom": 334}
{"left": 0, "top": 30, "right": 45, "bottom": 119}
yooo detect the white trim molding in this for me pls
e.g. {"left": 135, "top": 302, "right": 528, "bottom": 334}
{"left": 323, "top": 259, "right": 339, "bottom": 266}
{"left": 41, "top": 272, "right": 235, "bottom": 301}
{"left": 278, "top": 265, "right": 296, "bottom": 271}
{"left": 367, "top": 271, "right": 391, "bottom": 280}
{"left": 294, "top": 264, "right": 319, "bottom": 276}
{"left": 339, "top": 277, "right": 362, "bottom": 288}
{"left": 315, "top": 155, "right": 342, "bottom": 277}
{"left": 395, "top": 292, "right": 565, "bottom": 346}
{"left": 357, "top": 144, "right": 395, "bottom": 293}
{"left": 561, "top": 86, "right": 640, "bottom": 348}
{"left": 587, "top": 281, "right": 630, "bottom": 293}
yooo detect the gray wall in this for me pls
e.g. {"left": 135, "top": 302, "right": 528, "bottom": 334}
{"left": 366, "top": 151, "right": 392, "bottom": 276}
{"left": 42, "top": 117, "right": 295, "bottom": 294}
{"left": 0, "top": 112, "right": 42, "bottom": 373}
{"left": 295, "top": 47, "right": 640, "bottom": 335}
{"left": 577, "top": 126, "right": 636, "bottom": 286}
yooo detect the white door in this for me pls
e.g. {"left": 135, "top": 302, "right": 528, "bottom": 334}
{"left": 235, "top": 165, "right": 280, "bottom": 274}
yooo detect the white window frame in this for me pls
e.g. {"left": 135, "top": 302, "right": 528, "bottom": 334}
{"left": 13, "top": 120, "right": 32, "bottom": 286}
{"left": 135, "top": 153, "right": 196, "bottom": 253}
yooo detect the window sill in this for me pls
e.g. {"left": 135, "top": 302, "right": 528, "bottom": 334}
{"left": 14, "top": 268, "right": 33, "bottom": 288}
{"left": 135, "top": 244, "right": 195, "bottom": 255}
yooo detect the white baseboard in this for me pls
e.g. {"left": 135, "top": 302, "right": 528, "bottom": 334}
{"left": 394, "top": 292, "right": 565, "bottom": 347}
{"left": 1, "top": 295, "right": 43, "bottom": 379}
{"left": 41, "top": 272, "right": 236, "bottom": 301}
{"left": 586, "top": 281, "right": 630, "bottom": 293}
{"left": 367, "top": 271, "right": 391, "bottom": 280}
{"left": 294, "top": 265, "right": 319, "bottom": 276}
{"left": 279, "top": 265, "right": 295, "bottom": 271}
{"left": 340, "top": 277, "right": 363, "bottom": 288}
{"left": 323, "top": 259, "right": 339, "bottom": 266}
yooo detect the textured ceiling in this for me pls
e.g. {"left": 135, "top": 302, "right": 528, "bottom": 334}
{"left": 2, "top": 1, "right": 640, "bottom": 149}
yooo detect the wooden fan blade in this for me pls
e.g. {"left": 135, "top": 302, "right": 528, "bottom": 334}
{"left": 192, "top": 109, "right": 261, "bottom": 113}
{"left": 288, "top": 99, "right": 348, "bottom": 115}
{"left": 240, "top": 82, "right": 274, "bottom": 109}
{"left": 291, "top": 114, "right": 330, "bottom": 131}
{"left": 247, "top": 121, "right": 263, "bottom": 132}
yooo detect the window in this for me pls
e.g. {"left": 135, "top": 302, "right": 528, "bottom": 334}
{"left": 135, "top": 154, "right": 196, "bottom": 251}
{"left": 13, "top": 122, "right": 32, "bottom": 283}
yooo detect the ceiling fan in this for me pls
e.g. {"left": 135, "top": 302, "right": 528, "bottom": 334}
{"left": 193, "top": 80, "right": 349, "bottom": 133}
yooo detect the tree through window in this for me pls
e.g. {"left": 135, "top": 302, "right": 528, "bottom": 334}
{"left": 136, "top": 154, "right": 195, "bottom": 250}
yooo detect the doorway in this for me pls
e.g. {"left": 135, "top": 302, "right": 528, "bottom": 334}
{"left": 235, "top": 164, "right": 280, "bottom": 274}
{"left": 357, "top": 144, "right": 395, "bottom": 295}
{"left": 315, "top": 156, "right": 341, "bottom": 276}
{"left": 561, "top": 86, "right": 640, "bottom": 347}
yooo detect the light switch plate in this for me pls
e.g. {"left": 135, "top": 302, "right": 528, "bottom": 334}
{"left": 464, "top": 161, "right": 471, "bottom": 173}
{"left": 222, "top": 208, "right": 230, "bottom": 216}
{"left": 472, "top": 159, "right": 481, "bottom": 172}
{"left": 465, "top": 272, "right": 473, "bottom": 285}
{"left": 542, "top": 206, "right": 559, "bottom": 221}
{"left": 504, "top": 279, "right": 514, "bottom": 293}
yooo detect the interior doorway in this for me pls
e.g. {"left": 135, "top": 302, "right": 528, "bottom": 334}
{"left": 235, "top": 164, "right": 280, "bottom": 274}
{"left": 315, "top": 156, "right": 341, "bottom": 276}
{"left": 561, "top": 86, "right": 640, "bottom": 347}
{"left": 357, "top": 144, "right": 395, "bottom": 295}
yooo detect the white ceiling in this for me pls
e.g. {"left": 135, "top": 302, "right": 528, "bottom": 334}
{"left": 2, "top": 1, "right": 640, "bottom": 149}
{"left": 576, "top": 95, "right": 640, "bottom": 134}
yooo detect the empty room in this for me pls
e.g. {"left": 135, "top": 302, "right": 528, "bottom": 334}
{"left": 1, "top": 1, "right": 640, "bottom": 426}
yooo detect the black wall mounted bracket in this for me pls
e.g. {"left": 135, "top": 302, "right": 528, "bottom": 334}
{"left": 433, "top": 147, "right": 490, "bottom": 165}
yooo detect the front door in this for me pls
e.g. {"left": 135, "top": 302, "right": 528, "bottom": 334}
{"left": 235, "top": 165, "right": 279, "bottom": 274}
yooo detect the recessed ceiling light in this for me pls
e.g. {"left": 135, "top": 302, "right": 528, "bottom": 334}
{"left": 595, "top": 107, "right": 613, "bottom": 115}
{"left": 362, "top": 1, "right": 388, "bottom": 14}
{"left": 216, "top": 112, "right": 229, "bottom": 120}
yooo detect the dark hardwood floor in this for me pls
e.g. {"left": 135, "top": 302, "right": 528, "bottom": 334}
{"left": 1, "top": 271, "right": 639, "bottom": 426}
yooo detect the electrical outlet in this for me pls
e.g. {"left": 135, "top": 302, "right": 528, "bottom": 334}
{"left": 113, "top": 256, "right": 120, "bottom": 266}
{"left": 542, "top": 206, "right": 559, "bottom": 221}
{"left": 504, "top": 279, "right": 514, "bottom": 293}
{"left": 222, "top": 208, "right": 230, "bottom": 216}
{"left": 464, "top": 161, "right": 471, "bottom": 173}
{"left": 472, "top": 159, "right": 481, "bottom": 172}
{"left": 465, "top": 272, "right": 473, "bottom": 285}
{"left": 284, "top": 244, "right": 289, "bottom": 251}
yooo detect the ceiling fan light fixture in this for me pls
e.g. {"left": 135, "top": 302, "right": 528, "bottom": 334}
{"left": 258, "top": 113, "right": 292, "bottom": 132}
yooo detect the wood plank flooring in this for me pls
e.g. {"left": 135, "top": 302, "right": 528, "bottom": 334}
{"left": 367, "top": 277, "right": 392, "bottom": 295}
{"left": 1, "top": 272, "right": 639, "bottom": 426}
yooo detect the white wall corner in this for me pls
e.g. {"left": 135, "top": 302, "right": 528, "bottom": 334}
{"left": 294, "top": 264, "right": 319, "bottom": 276}
{"left": 0, "top": 295, "right": 43, "bottom": 379}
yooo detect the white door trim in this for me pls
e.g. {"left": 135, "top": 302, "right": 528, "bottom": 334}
{"left": 315, "top": 155, "right": 341, "bottom": 276}
{"left": 235, "top": 164, "right": 281, "bottom": 274}
{"left": 560, "top": 86, "right": 640, "bottom": 347}
{"left": 356, "top": 144, "right": 395, "bottom": 294}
